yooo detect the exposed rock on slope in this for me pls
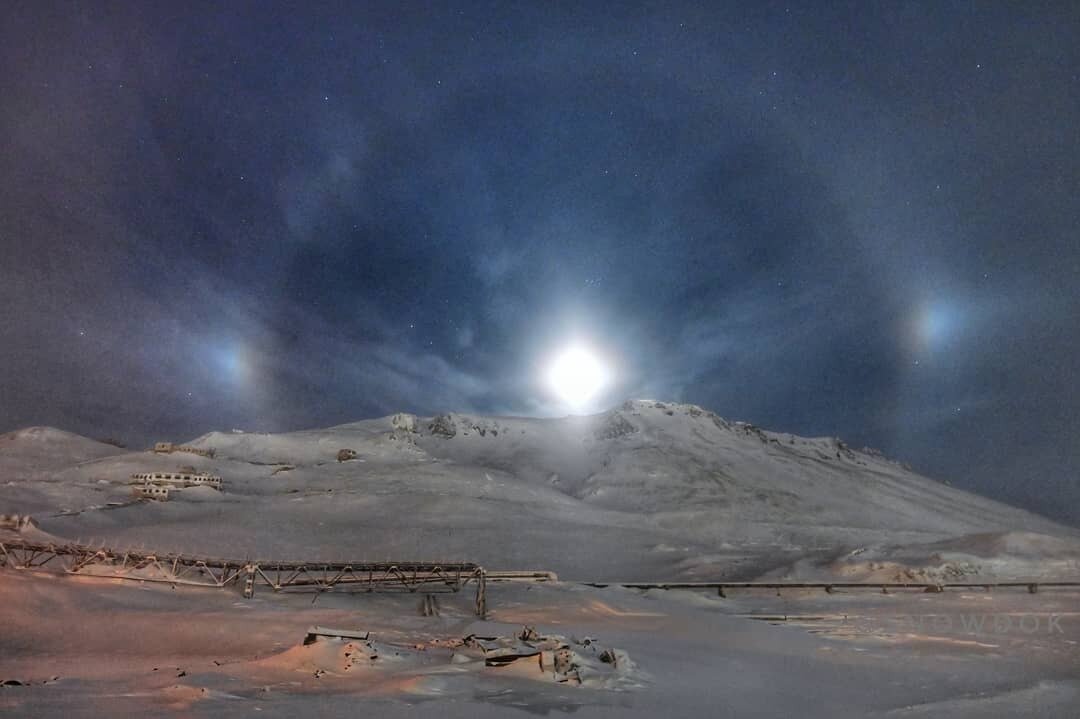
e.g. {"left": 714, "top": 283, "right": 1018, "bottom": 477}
{"left": 593, "top": 412, "right": 637, "bottom": 440}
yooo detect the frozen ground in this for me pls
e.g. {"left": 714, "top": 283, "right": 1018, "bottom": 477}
{"left": 1, "top": 571, "right": 1078, "bottom": 718}
{"left": 1, "top": 402, "right": 1079, "bottom": 716}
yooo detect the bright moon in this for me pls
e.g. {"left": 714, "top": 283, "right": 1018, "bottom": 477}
{"left": 545, "top": 345, "right": 610, "bottom": 409}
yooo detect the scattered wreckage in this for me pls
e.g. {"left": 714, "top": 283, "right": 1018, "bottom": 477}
{"left": 299, "top": 624, "right": 642, "bottom": 689}
{"left": 457, "top": 626, "right": 625, "bottom": 684}
{"left": 0, "top": 514, "right": 36, "bottom": 532}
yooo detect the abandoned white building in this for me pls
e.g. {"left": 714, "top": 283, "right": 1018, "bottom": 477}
{"left": 152, "top": 442, "right": 215, "bottom": 458}
{"left": 132, "top": 484, "right": 172, "bottom": 500}
{"left": 129, "top": 471, "right": 222, "bottom": 490}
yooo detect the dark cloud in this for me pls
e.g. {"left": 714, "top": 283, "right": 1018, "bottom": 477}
{"left": 1, "top": 2, "right": 1078, "bottom": 524}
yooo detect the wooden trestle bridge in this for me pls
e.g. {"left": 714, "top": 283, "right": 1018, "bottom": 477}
{"left": 0, "top": 538, "right": 488, "bottom": 616}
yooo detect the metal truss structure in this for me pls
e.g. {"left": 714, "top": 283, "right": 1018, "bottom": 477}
{"left": 9, "top": 540, "right": 1071, "bottom": 617}
{"left": 0, "top": 539, "right": 487, "bottom": 616}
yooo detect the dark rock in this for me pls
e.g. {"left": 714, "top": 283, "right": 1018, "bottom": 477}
{"left": 428, "top": 414, "right": 457, "bottom": 438}
{"left": 594, "top": 412, "right": 638, "bottom": 440}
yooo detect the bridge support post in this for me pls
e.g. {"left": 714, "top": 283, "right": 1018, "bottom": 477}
{"left": 475, "top": 569, "right": 487, "bottom": 618}
{"left": 243, "top": 564, "right": 256, "bottom": 599}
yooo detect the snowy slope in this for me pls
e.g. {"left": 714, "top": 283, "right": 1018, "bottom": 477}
{"left": 1, "top": 402, "right": 1076, "bottom": 581}
{"left": 407, "top": 401, "right": 1069, "bottom": 538}
{"left": 767, "top": 530, "right": 1080, "bottom": 583}
{"left": 0, "top": 426, "right": 128, "bottom": 476}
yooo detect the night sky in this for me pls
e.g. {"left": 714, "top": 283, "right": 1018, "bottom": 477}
{"left": 2, "top": 3, "right": 1078, "bottom": 524}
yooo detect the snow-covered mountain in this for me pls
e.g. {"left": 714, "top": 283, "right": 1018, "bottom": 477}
{"left": 1, "top": 401, "right": 1075, "bottom": 581}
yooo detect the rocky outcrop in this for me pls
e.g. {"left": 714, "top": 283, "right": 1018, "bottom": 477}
{"left": 425, "top": 414, "right": 502, "bottom": 439}
{"left": 594, "top": 412, "right": 638, "bottom": 440}
{"left": 428, "top": 415, "right": 457, "bottom": 438}
{"left": 467, "top": 420, "right": 500, "bottom": 437}
{"left": 391, "top": 413, "right": 417, "bottom": 433}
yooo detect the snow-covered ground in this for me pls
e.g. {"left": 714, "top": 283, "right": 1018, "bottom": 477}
{"left": 1, "top": 402, "right": 1078, "bottom": 716}
{"left": 1, "top": 570, "right": 1078, "bottom": 718}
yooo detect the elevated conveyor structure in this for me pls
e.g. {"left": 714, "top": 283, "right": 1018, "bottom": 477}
{"left": 0, "top": 538, "right": 487, "bottom": 615}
